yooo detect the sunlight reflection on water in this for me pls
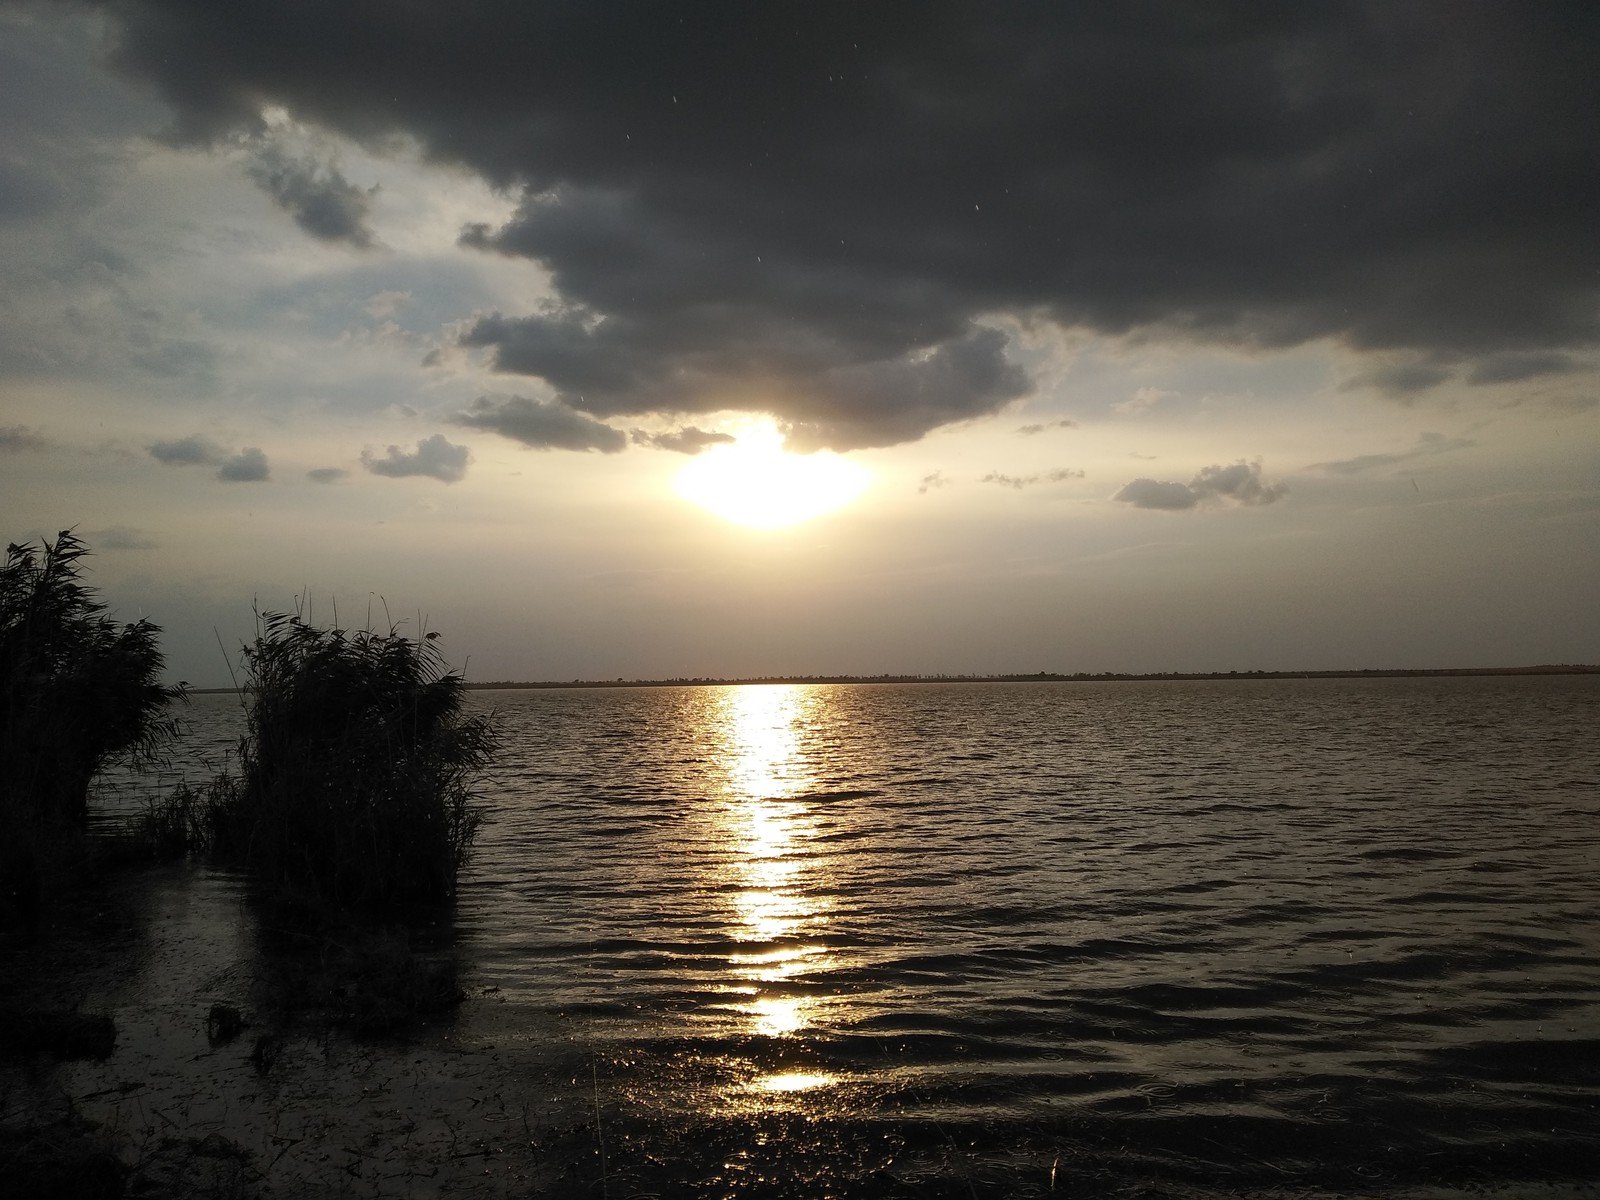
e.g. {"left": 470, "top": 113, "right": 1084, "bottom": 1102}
{"left": 714, "top": 685, "right": 842, "bottom": 1076}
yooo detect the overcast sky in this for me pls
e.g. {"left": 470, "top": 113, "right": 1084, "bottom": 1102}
{"left": 3, "top": 1, "right": 1597, "bottom": 686}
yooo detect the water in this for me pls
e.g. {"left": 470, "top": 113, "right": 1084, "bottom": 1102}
{"left": 36, "top": 677, "right": 1600, "bottom": 1194}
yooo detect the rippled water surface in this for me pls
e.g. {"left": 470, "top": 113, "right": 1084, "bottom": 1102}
{"left": 62, "top": 677, "right": 1600, "bottom": 1195}
{"left": 453, "top": 677, "right": 1600, "bottom": 1191}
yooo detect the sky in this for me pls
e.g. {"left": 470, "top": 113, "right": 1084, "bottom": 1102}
{"left": 2, "top": 1, "right": 1597, "bottom": 687}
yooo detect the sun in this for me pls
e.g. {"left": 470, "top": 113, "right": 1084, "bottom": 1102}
{"left": 674, "top": 422, "right": 871, "bottom": 528}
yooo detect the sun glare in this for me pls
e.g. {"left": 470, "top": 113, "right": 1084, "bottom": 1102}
{"left": 674, "top": 423, "right": 870, "bottom": 528}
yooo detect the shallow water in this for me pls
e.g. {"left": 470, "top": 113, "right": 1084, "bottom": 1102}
{"left": 11, "top": 676, "right": 1600, "bottom": 1197}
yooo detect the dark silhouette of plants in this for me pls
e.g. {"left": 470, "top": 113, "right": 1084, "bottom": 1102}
{"left": 1, "top": 531, "right": 183, "bottom": 920}
{"left": 209, "top": 611, "right": 494, "bottom": 911}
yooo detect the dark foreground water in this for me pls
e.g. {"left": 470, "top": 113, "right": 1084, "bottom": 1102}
{"left": 7, "top": 676, "right": 1600, "bottom": 1198}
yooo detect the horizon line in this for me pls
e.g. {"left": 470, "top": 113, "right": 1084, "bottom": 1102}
{"left": 182, "top": 663, "right": 1599, "bottom": 694}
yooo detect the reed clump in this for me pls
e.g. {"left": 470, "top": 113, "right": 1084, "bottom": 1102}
{"left": 0, "top": 531, "right": 183, "bottom": 923}
{"left": 206, "top": 611, "right": 494, "bottom": 912}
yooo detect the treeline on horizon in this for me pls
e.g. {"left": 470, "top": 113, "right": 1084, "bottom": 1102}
{"left": 449, "top": 664, "right": 1600, "bottom": 691}
{"left": 181, "top": 663, "right": 1600, "bottom": 695}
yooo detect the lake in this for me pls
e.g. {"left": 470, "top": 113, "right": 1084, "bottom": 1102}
{"left": 14, "top": 676, "right": 1600, "bottom": 1197}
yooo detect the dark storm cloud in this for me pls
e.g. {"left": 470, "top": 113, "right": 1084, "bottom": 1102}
{"left": 454, "top": 396, "right": 626, "bottom": 454}
{"left": 362, "top": 434, "right": 469, "bottom": 482}
{"left": 1115, "top": 460, "right": 1286, "bottom": 511}
{"left": 631, "top": 426, "right": 735, "bottom": 455}
{"left": 101, "top": 2, "right": 1600, "bottom": 441}
{"left": 148, "top": 434, "right": 226, "bottom": 465}
{"left": 306, "top": 466, "right": 348, "bottom": 483}
{"left": 217, "top": 446, "right": 269, "bottom": 481}
{"left": 246, "top": 144, "right": 376, "bottom": 249}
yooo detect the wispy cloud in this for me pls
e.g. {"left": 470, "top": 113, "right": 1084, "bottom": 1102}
{"left": 1310, "top": 432, "right": 1476, "bottom": 476}
{"left": 0, "top": 425, "right": 46, "bottom": 452}
{"left": 87, "top": 525, "right": 159, "bottom": 550}
{"left": 1015, "top": 419, "right": 1078, "bottom": 436}
{"left": 1114, "top": 387, "right": 1177, "bottom": 416}
{"left": 980, "top": 468, "right": 1085, "bottom": 490}
{"left": 631, "top": 426, "right": 735, "bottom": 455}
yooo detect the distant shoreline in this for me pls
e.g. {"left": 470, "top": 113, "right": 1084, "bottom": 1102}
{"left": 187, "top": 664, "right": 1597, "bottom": 694}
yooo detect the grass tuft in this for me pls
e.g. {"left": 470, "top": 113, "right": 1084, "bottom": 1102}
{"left": 204, "top": 611, "right": 495, "bottom": 912}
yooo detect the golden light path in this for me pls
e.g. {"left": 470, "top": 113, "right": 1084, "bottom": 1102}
{"left": 675, "top": 421, "right": 871, "bottom": 528}
{"left": 714, "top": 684, "right": 840, "bottom": 1096}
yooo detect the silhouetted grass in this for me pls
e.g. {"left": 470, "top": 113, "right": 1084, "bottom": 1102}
{"left": 205, "top": 611, "right": 494, "bottom": 912}
{"left": 1, "top": 531, "right": 184, "bottom": 923}
{"left": 130, "top": 779, "right": 237, "bottom": 862}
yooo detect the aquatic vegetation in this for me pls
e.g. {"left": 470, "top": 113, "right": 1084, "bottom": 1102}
{"left": 207, "top": 611, "right": 494, "bottom": 911}
{"left": 0, "top": 530, "right": 183, "bottom": 922}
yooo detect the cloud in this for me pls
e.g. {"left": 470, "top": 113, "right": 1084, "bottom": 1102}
{"left": 981, "top": 472, "right": 1030, "bottom": 491}
{"left": 217, "top": 446, "right": 269, "bottom": 482}
{"left": 148, "top": 435, "right": 227, "bottom": 466}
{"left": 88, "top": 525, "right": 158, "bottom": 550}
{"left": 1342, "top": 362, "right": 1453, "bottom": 397}
{"left": 1114, "top": 478, "right": 1202, "bottom": 511}
{"left": 245, "top": 142, "right": 377, "bottom": 249}
{"left": 1311, "top": 432, "right": 1476, "bottom": 475}
{"left": 453, "top": 395, "right": 626, "bottom": 453}
{"left": 0, "top": 425, "right": 46, "bottom": 452}
{"left": 1016, "top": 419, "right": 1077, "bottom": 436}
{"left": 982, "top": 468, "right": 1086, "bottom": 490}
{"left": 1115, "top": 460, "right": 1286, "bottom": 511}
{"left": 1114, "top": 387, "right": 1177, "bottom": 416}
{"left": 365, "top": 290, "right": 411, "bottom": 320}
{"left": 779, "top": 326, "right": 1031, "bottom": 451}
{"left": 1467, "top": 352, "right": 1577, "bottom": 386}
{"left": 631, "top": 426, "right": 735, "bottom": 455}
{"left": 917, "top": 471, "right": 951, "bottom": 494}
{"left": 361, "top": 433, "right": 469, "bottom": 482}
{"left": 307, "top": 466, "right": 349, "bottom": 483}
{"left": 99, "top": 6, "right": 1600, "bottom": 445}
{"left": 101, "top": 6, "right": 1600, "bottom": 444}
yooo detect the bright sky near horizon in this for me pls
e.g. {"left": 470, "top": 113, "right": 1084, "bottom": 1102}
{"left": 2, "top": 2, "right": 1597, "bottom": 687}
